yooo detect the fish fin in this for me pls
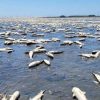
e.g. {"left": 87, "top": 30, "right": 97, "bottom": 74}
{"left": 72, "top": 93, "right": 76, "bottom": 99}
{"left": 72, "top": 93, "right": 75, "bottom": 97}
{"left": 30, "top": 58, "right": 33, "bottom": 60}
{"left": 82, "top": 91, "right": 86, "bottom": 94}
{"left": 40, "top": 90, "right": 45, "bottom": 94}
{"left": 29, "top": 98, "right": 32, "bottom": 100}
{"left": 93, "top": 81, "right": 99, "bottom": 84}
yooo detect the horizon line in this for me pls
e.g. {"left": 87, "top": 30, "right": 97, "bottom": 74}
{"left": 0, "top": 14, "right": 100, "bottom": 18}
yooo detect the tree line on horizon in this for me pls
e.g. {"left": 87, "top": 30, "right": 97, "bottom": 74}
{"left": 43, "top": 15, "right": 99, "bottom": 18}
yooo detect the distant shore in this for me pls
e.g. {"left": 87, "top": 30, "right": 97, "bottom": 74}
{"left": 43, "top": 15, "right": 100, "bottom": 18}
{"left": 0, "top": 15, "right": 100, "bottom": 19}
{"left": 0, "top": 16, "right": 100, "bottom": 23}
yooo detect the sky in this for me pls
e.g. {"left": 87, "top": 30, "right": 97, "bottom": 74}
{"left": 0, "top": 0, "right": 100, "bottom": 17}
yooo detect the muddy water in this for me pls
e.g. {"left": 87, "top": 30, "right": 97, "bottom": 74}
{"left": 0, "top": 18, "right": 100, "bottom": 100}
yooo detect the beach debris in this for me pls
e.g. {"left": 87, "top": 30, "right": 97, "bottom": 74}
{"left": 72, "top": 87, "right": 87, "bottom": 100}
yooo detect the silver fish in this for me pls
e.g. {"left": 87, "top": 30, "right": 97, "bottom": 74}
{"left": 43, "top": 59, "right": 51, "bottom": 66}
{"left": 72, "top": 87, "right": 87, "bottom": 100}
{"left": 29, "top": 50, "right": 34, "bottom": 59}
{"left": 29, "top": 90, "right": 45, "bottom": 100}
{"left": 9, "top": 91, "right": 20, "bottom": 100}
{"left": 28, "top": 61, "right": 43, "bottom": 68}
{"left": 46, "top": 52, "right": 54, "bottom": 58}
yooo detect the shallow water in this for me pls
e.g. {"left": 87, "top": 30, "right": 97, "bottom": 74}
{"left": 0, "top": 17, "right": 100, "bottom": 100}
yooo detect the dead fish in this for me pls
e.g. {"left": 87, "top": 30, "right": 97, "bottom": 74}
{"left": 33, "top": 49, "right": 46, "bottom": 53}
{"left": 43, "top": 59, "right": 51, "bottom": 66}
{"left": 9, "top": 91, "right": 20, "bottom": 100}
{"left": 92, "top": 50, "right": 100, "bottom": 54}
{"left": 31, "top": 33, "right": 37, "bottom": 36}
{"left": 5, "top": 31, "right": 11, "bottom": 36}
{"left": 77, "top": 32, "right": 87, "bottom": 38}
{"left": 36, "top": 39, "right": 51, "bottom": 43}
{"left": 74, "top": 41, "right": 84, "bottom": 48}
{"left": 51, "top": 38, "right": 60, "bottom": 42}
{"left": 28, "top": 60, "right": 43, "bottom": 68}
{"left": 0, "top": 94, "right": 6, "bottom": 100}
{"left": 29, "top": 50, "right": 34, "bottom": 59}
{"left": 1, "top": 95, "right": 8, "bottom": 100}
{"left": 0, "top": 95, "right": 3, "bottom": 100}
{"left": 92, "top": 73, "right": 100, "bottom": 84}
{"left": 4, "top": 41, "right": 13, "bottom": 45}
{"left": 64, "top": 35, "right": 75, "bottom": 38}
{"left": 80, "top": 51, "right": 100, "bottom": 58}
{"left": 61, "top": 40, "right": 73, "bottom": 45}
{"left": 49, "top": 50, "right": 64, "bottom": 54}
{"left": 5, "top": 38, "right": 15, "bottom": 41}
{"left": 0, "top": 32, "right": 5, "bottom": 35}
{"left": 72, "top": 87, "right": 87, "bottom": 100}
{"left": 46, "top": 52, "right": 54, "bottom": 59}
{"left": 2, "top": 96, "right": 8, "bottom": 100}
{"left": 79, "top": 38, "right": 86, "bottom": 41}
{"left": 29, "top": 90, "right": 45, "bottom": 100}
{"left": 0, "top": 47, "right": 12, "bottom": 51}
{"left": 26, "top": 41, "right": 37, "bottom": 45}
{"left": 97, "top": 38, "right": 100, "bottom": 41}
{"left": 0, "top": 47, "right": 13, "bottom": 53}
{"left": 36, "top": 34, "right": 44, "bottom": 37}
{"left": 79, "top": 53, "right": 93, "bottom": 58}
{"left": 32, "top": 33, "right": 44, "bottom": 37}
{"left": 36, "top": 45, "right": 44, "bottom": 49}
